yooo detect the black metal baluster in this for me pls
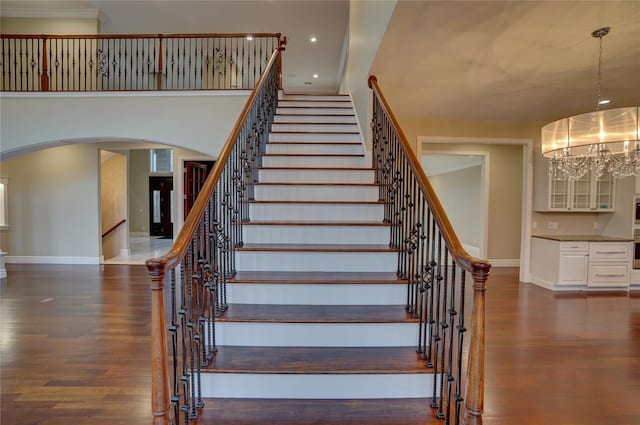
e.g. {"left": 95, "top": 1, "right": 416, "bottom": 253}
{"left": 444, "top": 263, "right": 458, "bottom": 424}
{"left": 425, "top": 215, "right": 437, "bottom": 367}
{"left": 454, "top": 270, "right": 467, "bottom": 425}
{"left": 431, "top": 231, "right": 443, "bottom": 409}
{"left": 436, "top": 248, "right": 450, "bottom": 419}
{"left": 169, "top": 268, "right": 180, "bottom": 423}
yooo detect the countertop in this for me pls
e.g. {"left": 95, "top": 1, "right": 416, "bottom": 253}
{"left": 532, "top": 234, "right": 633, "bottom": 242}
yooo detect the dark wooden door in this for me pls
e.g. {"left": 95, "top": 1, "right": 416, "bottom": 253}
{"left": 149, "top": 176, "right": 173, "bottom": 237}
{"left": 184, "top": 161, "right": 215, "bottom": 217}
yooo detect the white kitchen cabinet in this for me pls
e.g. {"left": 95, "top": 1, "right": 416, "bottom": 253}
{"left": 534, "top": 158, "right": 615, "bottom": 211}
{"left": 587, "top": 242, "right": 631, "bottom": 288}
{"left": 530, "top": 237, "right": 631, "bottom": 290}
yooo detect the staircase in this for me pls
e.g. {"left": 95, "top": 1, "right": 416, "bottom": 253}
{"left": 194, "top": 94, "right": 440, "bottom": 423}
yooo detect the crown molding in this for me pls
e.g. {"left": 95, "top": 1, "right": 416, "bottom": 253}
{"left": 0, "top": 7, "right": 99, "bottom": 19}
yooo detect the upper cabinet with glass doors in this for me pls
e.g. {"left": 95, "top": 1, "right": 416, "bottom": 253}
{"left": 534, "top": 158, "right": 615, "bottom": 212}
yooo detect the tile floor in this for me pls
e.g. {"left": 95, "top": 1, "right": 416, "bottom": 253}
{"left": 103, "top": 236, "right": 173, "bottom": 265}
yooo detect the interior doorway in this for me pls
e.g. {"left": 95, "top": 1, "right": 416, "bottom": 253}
{"left": 184, "top": 160, "right": 215, "bottom": 216}
{"left": 149, "top": 176, "right": 173, "bottom": 237}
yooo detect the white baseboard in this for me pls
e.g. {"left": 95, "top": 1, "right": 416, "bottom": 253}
{"left": 6, "top": 256, "right": 102, "bottom": 265}
{"left": 487, "top": 259, "right": 520, "bottom": 267}
{"left": 129, "top": 232, "right": 150, "bottom": 237}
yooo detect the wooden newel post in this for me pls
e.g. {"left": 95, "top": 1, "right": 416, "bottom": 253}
{"left": 147, "top": 261, "right": 171, "bottom": 425}
{"left": 463, "top": 263, "right": 490, "bottom": 425}
{"left": 277, "top": 36, "right": 287, "bottom": 91}
{"left": 40, "top": 37, "right": 49, "bottom": 91}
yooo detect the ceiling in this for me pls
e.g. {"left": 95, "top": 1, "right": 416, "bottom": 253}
{"left": 1, "top": 1, "right": 639, "bottom": 125}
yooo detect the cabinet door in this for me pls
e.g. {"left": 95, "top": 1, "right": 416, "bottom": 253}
{"left": 558, "top": 252, "right": 588, "bottom": 285}
{"left": 549, "top": 163, "right": 569, "bottom": 209}
{"left": 591, "top": 170, "right": 614, "bottom": 210}
{"left": 571, "top": 171, "right": 592, "bottom": 210}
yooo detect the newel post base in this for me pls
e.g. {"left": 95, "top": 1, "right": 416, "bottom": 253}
{"left": 463, "top": 262, "right": 490, "bottom": 425}
{"left": 147, "top": 260, "right": 171, "bottom": 425}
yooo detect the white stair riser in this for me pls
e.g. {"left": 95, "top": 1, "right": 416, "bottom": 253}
{"left": 201, "top": 373, "right": 433, "bottom": 399}
{"left": 227, "top": 283, "right": 405, "bottom": 305}
{"left": 281, "top": 94, "right": 351, "bottom": 101}
{"left": 269, "top": 132, "right": 362, "bottom": 142}
{"left": 262, "top": 155, "right": 365, "bottom": 168}
{"left": 236, "top": 251, "right": 396, "bottom": 272}
{"left": 277, "top": 107, "right": 355, "bottom": 115}
{"left": 271, "top": 123, "right": 359, "bottom": 133}
{"left": 265, "top": 143, "right": 362, "bottom": 155}
{"left": 243, "top": 225, "right": 388, "bottom": 245}
{"left": 249, "top": 203, "right": 384, "bottom": 222}
{"left": 214, "top": 322, "right": 417, "bottom": 346}
{"left": 274, "top": 115, "right": 357, "bottom": 124}
{"left": 254, "top": 185, "right": 378, "bottom": 201}
{"left": 279, "top": 100, "right": 353, "bottom": 108}
{"left": 258, "top": 169, "right": 374, "bottom": 183}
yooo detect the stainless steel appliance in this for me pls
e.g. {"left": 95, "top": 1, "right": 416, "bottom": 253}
{"left": 634, "top": 229, "right": 640, "bottom": 269}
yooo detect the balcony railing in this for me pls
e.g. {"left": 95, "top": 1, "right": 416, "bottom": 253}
{"left": 0, "top": 33, "right": 281, "bottom": 91}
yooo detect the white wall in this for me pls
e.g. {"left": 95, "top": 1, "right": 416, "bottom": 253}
{"left": 0, "top": 92, "right": 248, "bottom": 160}
{"left": 0, "top": 144, "right": 101, "bottom": 262}
{"left": 0, "top": 17, "right": 98, "bottom": 34}
{"left": 340, "top": 0, "right": 396, "bottom": 145}
{"left": 429, "top": 165, "right": 482, "bottom": 250}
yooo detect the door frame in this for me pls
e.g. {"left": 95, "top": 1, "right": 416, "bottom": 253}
{"left": 417, "top": 136, "right": 534, "bottom": 283}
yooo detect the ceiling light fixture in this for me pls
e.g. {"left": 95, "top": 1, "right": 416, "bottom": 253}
{"left": 310, "top": 36, "right": 317, "bottom": 43}
{"left": 246, "top": 35, "right": 253, "bottom": 41}
{"left": 541, "top": 27, "right": 640, "bottom": 180}
{"left": 313, "top": 74, "right": 319, "bottom": 79}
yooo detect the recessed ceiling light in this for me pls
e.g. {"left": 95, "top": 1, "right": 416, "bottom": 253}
{"left": 310, "top": 36, "right": 317, "bottom": 43}
{"left": 304, "top": 82, "right": 312, "bottom": 85}
{"left": 246, "top": 35, "right": 253, "bottom": 41}
{"left": 598, "top": 99, "right": 611, "bottom": 105}
{"left": 313, "top": 74, "right": 319, "bottom": 79}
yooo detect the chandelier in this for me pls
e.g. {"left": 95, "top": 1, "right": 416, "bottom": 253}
{"left": 541, "top": 27, "right": 640, "bottom": 180}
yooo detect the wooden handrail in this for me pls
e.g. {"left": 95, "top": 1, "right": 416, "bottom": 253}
{"left": 367, "top": 75, "right": 490, "bottom": 278}
{"left": 368, "top": 75, "right": 489, "bottom": 425}
{"left": 146, "top": 46, "right": 282, "bottom": 273}
{"left": 101, "top": 219, "right": 126, "bottom": 238}
{"left": 145, "top": 42, "right": 283, "bottom": 424}
{"left": 0, "top": 32, "right": 282, "bottom": 39}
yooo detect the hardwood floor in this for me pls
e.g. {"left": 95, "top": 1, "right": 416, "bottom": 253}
{"left": 1, "top": 265, "right": 639, "bottom": 424}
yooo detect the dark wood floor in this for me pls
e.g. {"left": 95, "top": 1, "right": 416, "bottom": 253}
{"left": 1, "top": 265, "right": 639, "bottom": 424}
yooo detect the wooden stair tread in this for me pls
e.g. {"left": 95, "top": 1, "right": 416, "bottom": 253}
{"left": 260, "top": 167, "right": 375, "bottom": 171}
{"left": 198, "top": 398, "right": 439, "bottom": 424}
{"left": 271, "top": 131, "right": 360, "bottom": 134}
{"left": 254, "top": 182, "right": 376, "bottom": 186}
{"left": 275, "top": 113, "right": 356, "bottom": 117}
{"left": 219, "top": 304, "right": 416, "bottom": 323}
{"left": 263, "top": 153, "right": 364, "bottom": 157}
{"left": 274, "top": 122, "right": 358, "bottom": 125}
{"left": 267, "top": 141, "right": 362, "bottom": 145}
{"left": 237, "top": 243, "right": 395, "bottom": 252}
{"left": 243, "top": 221, "right": 388, "bottom": 226}
{"left": 249, "top": 200, "right": 383, "bottom": 205}
{"left": 205, "top": 346, "right": 429, "bottom": 374}
{"left": 230, "top": 271, "right": 407, "bottom": 284}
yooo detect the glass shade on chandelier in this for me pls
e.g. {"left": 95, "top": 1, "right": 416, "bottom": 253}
{"left": 541, "top": 106, "right": 640, "bottom": 180}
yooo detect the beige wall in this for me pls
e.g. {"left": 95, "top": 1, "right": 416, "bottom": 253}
{"left": 0, "top": 144, "right": 100, "bottom": 260}
{"left": 422, "top": 142, "right": 523, "bottom": 261}
{"left": 128, "top": 150, "right": 151, "bottom": 235}
{"left": 0, "top": 17, "right": 98, "bottom": 34}
{"left": 340, "top": 0, "right": 397, "bottom": 143}
{"left": 100, "top": 151, "right": 127, "bottom": 259}
{"left": 429, "top": 165, "right": 482, "bottom": 249}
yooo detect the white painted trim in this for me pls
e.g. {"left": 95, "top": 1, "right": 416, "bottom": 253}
{"left": 6, "top": 256, "right": 102, "bottom": 264}
{"left": 129, "top": 232, "right": 150, "bottom": 237}
{"left": 488, "top": 259, "right": 521, "bottom": 267}
{"left": 418, "top": 135, "right": 534, "bottom": 282}
{"left": 0, "top": 90, "right": 251, "bottom": 99}
{"left": 201, "top": 373, "right": 433, "bottom": 399}
{"left": 529, "top": 276, "right": 557, "bottom": 291}
{"left": 0, "top": 269, "right": 6, "bottom": 279}
{"left": 0, "top": 7, "right": 99, "bottom": 19}
{"left": 346, "top": 90, "right": 369, "bottom": 165}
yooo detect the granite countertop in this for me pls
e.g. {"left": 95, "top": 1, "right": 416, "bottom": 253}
{"left": 532, "top": 234, "right": 633, "bottom": 242}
